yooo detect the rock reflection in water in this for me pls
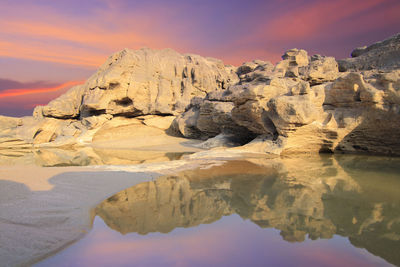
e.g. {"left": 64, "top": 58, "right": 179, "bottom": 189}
{"left": 95, "top": 156, "right": 400, "bottom": 266}
{"left": 0, "top": 147, "right": 192, "bottom": 166}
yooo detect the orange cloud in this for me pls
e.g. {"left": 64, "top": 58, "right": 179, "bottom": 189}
{"left": 0, "top": 2, "right": 185, "bottom": 68}
{"left": 0, "top": 21, "right": 157, "bottom": 51}
{"left": 0, "top": 80, "right": 83, "bottom": 99}
{"left": 0, "top": 40, "right": 106, "bottom": 67}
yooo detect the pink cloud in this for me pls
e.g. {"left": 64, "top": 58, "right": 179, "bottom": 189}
{"left": 0, "top": 80, "right": 83, "bottom": 116}
{"left": 0, "top": 2, "right": 190, "bottom": 68}
{"left": 264, "top": 0, "right": 390, "bottom": 42}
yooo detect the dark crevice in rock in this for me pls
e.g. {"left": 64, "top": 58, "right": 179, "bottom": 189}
{"left": 114, "top": 97, "right": 133, "bottom": 107}
{"left": 354, "top": 91, "right": 361, "bottom": 102}
{"left": 180, "top": 81, "right": 185, "bottom": 96}
{"left": 113, "top": 111, "right": 143, "bottom": 118}
{"left": 109, "top": 82, "right": 120, "bottom": 90}
{"left": 151, "top": 112, "right": 174, "bottom": 117}
{"left": 81, "top": 109, "right": 107, "bottom": 118}
{"left": 32, "top": 129, "right": 42, "bottom": 139}
{"left": 44, "top": 114, "right": 80, "bottom": 120}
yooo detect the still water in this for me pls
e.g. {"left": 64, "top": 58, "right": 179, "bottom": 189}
{"left": 0, "top": 147, "right": 193, "bottom": 166}
{"left": 37, "top": 155, "right": 400, "bottom": 267}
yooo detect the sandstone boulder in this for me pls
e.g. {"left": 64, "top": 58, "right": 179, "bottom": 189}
{"left": 34, "top": 85, "right": 86, "bottom": 119}
{"left": 41, "top": 48, "right": 238, "bottom": 119}
{"left": 302, "top": 55, "right": 339, "bottom": 85}
{"left": 36, "top": 48, "right": 238, "bottom": 119}
{"left": 274, "top": 49, "right": 309, "bottom": 78}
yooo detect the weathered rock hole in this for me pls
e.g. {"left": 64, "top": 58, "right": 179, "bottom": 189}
{"left": 81, "top": 109, "right": 107, "bottom": 117}
{"left": 182, "top": 67, "right": 188, "bottom": 78}
{"left": 319, "top": 147, "right": 333, "bottom": 153}
{"left": 222, "top": 131, "right": 258, "bottom": 146}
{"left": 114, "top": 97, "right": 133, "bottom": 107}
{"left": 109, "top": 82, "right": 120, "bottom": 90}
{"left": 354, "top": 91, "right": 361, "bottom": 102}
{"left": 191, "top": 68, "right": 195, "bottom": 80}
{"left": 180, "top": 81, "right": 185, "bottom": 95}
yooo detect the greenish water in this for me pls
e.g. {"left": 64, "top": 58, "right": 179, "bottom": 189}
{"left": 37, "top": 155, "right": 400, "bottom": 267}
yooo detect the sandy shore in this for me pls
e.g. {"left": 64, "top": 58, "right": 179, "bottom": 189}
{"left": 0, "top": 155, "right": 231, "bottom": 266}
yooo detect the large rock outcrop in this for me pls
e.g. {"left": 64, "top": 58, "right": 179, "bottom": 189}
{"left": 0, "top": 48, "right": 239, "bottom": 149}
{"left": 36, "top": 48, "right": 238, "bottom": 119}
{"left": 0, "top": 34, "right": 399, "bottom": 156}
{"left": 173, "top": 37, "right": 400, "bottom": 155}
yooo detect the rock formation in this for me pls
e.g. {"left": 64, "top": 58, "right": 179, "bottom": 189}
{"left": 173, "top": 34, "right": 400, "bottom": 155}
{"left": 36, "top": 48, "right": 238, "bottom": 119}
{"left": 338, "top": 33, "right": 400, "bottom": 71}
{"left": 0, "top": 34, "right": 399, "bottom": 156}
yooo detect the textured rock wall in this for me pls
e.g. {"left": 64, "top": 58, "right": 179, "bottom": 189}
{"left": 174, "top": 34, "right": 400, "bottom": 155}
{"left": 36, "top": 48, "right": 238, "bottom": 119}
{"left": 0, "top": 34, "right": 399, "bottom": 155}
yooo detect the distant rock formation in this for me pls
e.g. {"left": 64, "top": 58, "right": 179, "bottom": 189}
{"left": 339, "top": 33, "right": 400, "bottom": 71}
{"left": 0, "top": 34, "right": 399, "bottom": 155}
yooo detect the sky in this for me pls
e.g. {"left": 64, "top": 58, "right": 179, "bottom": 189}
{"left": 0, "top": 0, "right": 399, "bottom": 117}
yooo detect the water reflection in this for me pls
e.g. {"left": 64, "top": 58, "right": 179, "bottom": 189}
{"left": 0, "top": 147, "right": 193, "bottom": 166}
{"left": 95, "top": 156, "right": 400, "bottom": 266}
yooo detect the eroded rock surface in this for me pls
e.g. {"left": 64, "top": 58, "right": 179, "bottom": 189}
{"left": 0, "top": 34, "right": 399, "bottom": 156}
{"left": 39, "top": 48, "right": 238, "bottom": 119}
{"left": 174, "top": 36, "right": 400, "bottom": 155}
{"left": 338, "top": 33, "right": 400, "bottom": 71}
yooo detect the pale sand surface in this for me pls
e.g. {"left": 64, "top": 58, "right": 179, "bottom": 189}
{"left": 0, "top": 156, "right": 231, "bottom": 267}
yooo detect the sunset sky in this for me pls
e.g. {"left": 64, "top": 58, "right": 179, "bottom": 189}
{"left": 1, "top": 0, "right": 399, "bottom": 117}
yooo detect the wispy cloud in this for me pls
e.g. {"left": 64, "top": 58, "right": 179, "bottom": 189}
{"left": 0, "top": 80, "right": 83, "bottom": 99}
{"left": 0, "top": 78, "right": 57, "bottom": 91}
{"left": 0, "top": 2, "right": 180, "bottom": 67}
{"left": 1, "top": 0, "right": 399, "bottom": 68}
